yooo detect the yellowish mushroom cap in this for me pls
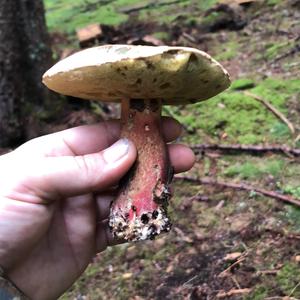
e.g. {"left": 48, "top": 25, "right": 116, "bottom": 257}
{"left": 43, "top": 45, "right": 230, "bottom": 105}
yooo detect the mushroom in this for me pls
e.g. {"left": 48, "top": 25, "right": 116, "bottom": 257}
{"left": 42, "top": 45, "right": 230, "bottom": 242}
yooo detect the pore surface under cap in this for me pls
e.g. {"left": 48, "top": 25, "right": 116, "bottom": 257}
{"left": 43, "top": 45, "right": 230, "bottom": 105}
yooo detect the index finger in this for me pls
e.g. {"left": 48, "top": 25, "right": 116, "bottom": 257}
{"left": 15, "top": 117, "right": 182, "bottom": 157}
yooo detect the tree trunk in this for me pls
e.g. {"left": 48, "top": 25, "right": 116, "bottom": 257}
{"left": 0, "top": 0, "right": 53, "bottom": 147}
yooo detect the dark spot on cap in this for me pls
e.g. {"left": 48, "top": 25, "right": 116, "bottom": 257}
{"left": 116, "top": 67, "right": 126, "bottom": 77}
{"left": 188, "top": 53, "right": 198, "bottom": 64}
{"left": 146, "top": 61, "right": 155, "bottom": 69}
{"left": 161, "top": 50, "right": 180, "bottom": 60}
{"left": 187, "top": 53, "right": 198, "bottom": 72}
{"left": 160, "top": 82, "right": 171, "bottom": 89}
{"left": 141, "top": 214, "right": 149, "bottom": 224}
{"left": 136, "top": 78, "right": 142, "bottom": 85}
{"left": 216, "top": 84, "right": 222, "bottom": 89}
{"left": 166, "top": 49, "right": 180, "bottom": 55}
{"left": 201, "top": 79, "right": 209, "bottom": 84}
{"left": 136, "top": 58, "right": 155, "bottom": 70}
{"left": 153, "top": 78, "right": 158, "bottom": 83}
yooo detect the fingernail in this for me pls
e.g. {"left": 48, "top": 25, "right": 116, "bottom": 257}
{"left": 103, "top": 139, "right": 130, "bottom": 164}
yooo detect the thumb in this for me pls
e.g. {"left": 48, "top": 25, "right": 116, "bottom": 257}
{"left": 15, "top": 139, "right": 137, "bottom": 202}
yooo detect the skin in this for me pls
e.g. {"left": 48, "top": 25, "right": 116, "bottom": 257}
{"left": 0, "top": 117, "right": 195, "bottom": 300}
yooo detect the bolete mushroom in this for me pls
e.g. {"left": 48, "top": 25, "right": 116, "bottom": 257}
{"left": 42, "top": 45, "right": 230, "bottom": 242}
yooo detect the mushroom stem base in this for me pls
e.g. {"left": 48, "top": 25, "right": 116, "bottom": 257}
{"left": 109, "top": 99, "right": 172, "bottom": 241}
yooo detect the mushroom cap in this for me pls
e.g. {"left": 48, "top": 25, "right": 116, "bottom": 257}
{"left": 43, "top": 45, "right": 230, "bottom": 105}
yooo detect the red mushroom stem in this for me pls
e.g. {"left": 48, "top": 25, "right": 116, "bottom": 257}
{"left": 109, "top": 98, "right": 173, "bottom": 241}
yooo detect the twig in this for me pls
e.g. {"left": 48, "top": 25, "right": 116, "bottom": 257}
{"left": 181, "top": 32, "right": 198, "bottom": 46}
{"left": 256, "top": 269, "right": 279, "bottom": 276}
{"left": 244, "top": 91, "right": 295, "bottom": 135}
{"left": 175, "top": 176, "right": 300, "bottom": 207}
{"left": 216, "top": 288, "right": 251, "bottom": 298}
{"left": 289, "top": 281, "right": 300, "bottom": 297}
{"left": 287, "top": 233, "right": 300, "bottom": 240}
{"left": 218, "top": 253, "right": 247, "bottom": 278}
{"left": 192, "top": 143, "right": 300, "bottom": 157}
{"left": 231, "top": 275, "right": 241, "bottom": 289}
{"left": 180, "top": 193, "right": 210, "bottom": 210}
{"left": 272, "top": 38, "right": 300, "bottom": 63}
{"left": 182, "top": 275, "right": 199, "bottom": 286}
{"left": 265, "top": 228, "right": 300, "bottom": 240}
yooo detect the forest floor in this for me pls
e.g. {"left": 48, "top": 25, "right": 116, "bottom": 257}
{"left": 42, "top": 0, "right": 300, "bottom": 299}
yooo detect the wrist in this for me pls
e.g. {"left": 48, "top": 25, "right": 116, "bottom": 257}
{"left": 0, "top": 266, "right": 30, "bottom": 300}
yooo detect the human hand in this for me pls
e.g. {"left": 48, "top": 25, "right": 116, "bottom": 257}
{"left": 0, "top": 117, "right": 195, "bottom": 300}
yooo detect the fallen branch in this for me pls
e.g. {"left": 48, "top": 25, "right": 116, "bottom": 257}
{"left": 244, "top": 91, "right": 295, "bottom": 135}
{"left": 181, "top": 32, "right": 198, "bottom": 45}
{"left": 192, "top": 143, "right": 300, "bottom": 157}
{"left": 175, "top": 176, "right": 300, "bottom": 207}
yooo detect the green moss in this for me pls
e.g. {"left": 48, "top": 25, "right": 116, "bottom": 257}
{"left": 201, "top": 11, "right": 225, "bottom": 27}
{"left": 283, "top": 185, "right": 300, "bottom": 198}
{"left": 197, "top": 0, "right": 218, "bottom": 10}
{"left": 45, "top": 0, "right": 206, "bottom": 35}
{"left": 270, "top": 122, "right": 291, "bottom": 138}
{"left": 266, "top": 0, "right": 282, "bottom": 6}
{"left": 231, "top": 78, "right": 256, "bottom": 90}
{"left": 225, "top": 162, "right": 261, "bottom": 179}
{"left": 276, "top": 263, "right": 300, "bottom": 297}
{"left": 44, "top": 0, "right": 139, "bottom": 33}
{"left": 265, "top": 41, "right": 291, "bottom": 59}
{"left": 281, "top": 205, "right": 300, "bottom": 232}
{"left": 138, "top": 0, "right": 191, "bottom": 25}
{"left": 166, "top": 77, "right": 299, "bottom": 145}
{"left": 215, "top": 40, "right": 239, "bottom": 61}
{"left": 224, "top": 159, "right": 284, "bottom": 179}
{"left": 244, "top": 285, "right": 268, "bottom": 300}
{"left": 152, "top": 31, "right": 170, "bottom": 41}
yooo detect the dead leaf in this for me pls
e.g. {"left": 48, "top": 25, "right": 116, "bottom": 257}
{"left": 122, "top": 273, "right": 133, "bottom": 279}
{"left": 224, "top": 252, "right": 242, "bottom": 261}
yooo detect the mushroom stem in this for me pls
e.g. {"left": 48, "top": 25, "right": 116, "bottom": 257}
{"left": 109, "top": 98, "right": 173, "bottom": 241}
